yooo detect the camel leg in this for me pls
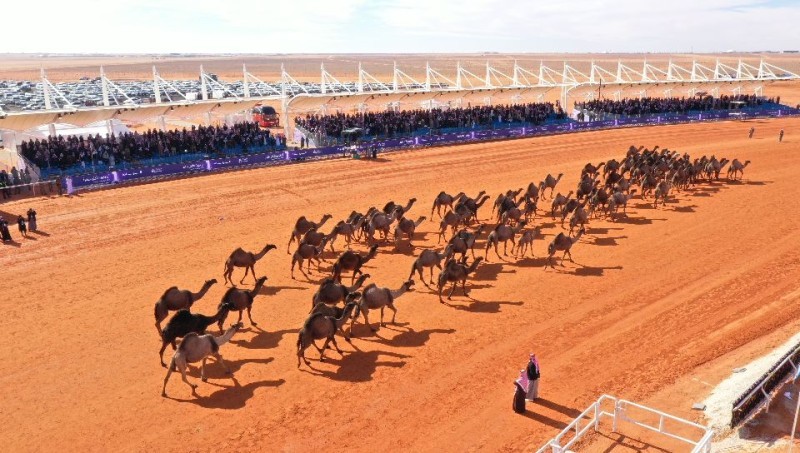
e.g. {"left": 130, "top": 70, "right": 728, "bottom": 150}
{"left": 247, "top": 306, "right": 257, "bottom": 326}
{"left": 250, "top": 265, "right": 258, "bottom": 284}
{"left": 388, "top": 303, "right": 397, "bottom": 324}
{"left": 287, "top": 233, "right": 296, "bottom": 254}
{"left": 462, "top": 278, "right": 469, "bottom": 297}
{"left": 162, "top": 357, "right": 176, "bottom": 396}
{"left": 155, "top": 321, "right": 163, "bottom": 340}
{"left": 239, "top": 265, "right": 250, "bottom": 284}
{"left": 159, "top": 340, "right": 170, "bottom": 367}
{"left": 330, "top": 335, "right": 343, "bottom": 355}
{"left": 319, "top": 338, "right": 331, "bottom": 361}
{"left": 448, "top": 281, "right": 457, "bottom": 300}
{"left": 201, "top": 357, "right": 208, "bottom": 382}
{"left": 380, "top": 306, "right": 385, "bottom": 327}
{"left": 179, "top": 362, "right": 196, "bottom": 393}
{"left": 214, "top": 353, "right": 232, "bottom": 375}
{"left": 438, "top": 282, "right": 446, "bottom": 303}
{"left": 429, "top": 267, "right": 436, "bottom": 287}
{"left": 363, "top": 309, "right": 376, "bottom": 332}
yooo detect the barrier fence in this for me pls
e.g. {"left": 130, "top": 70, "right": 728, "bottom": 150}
{"left": 536, "top": 394, "right": 713, "bottom": 452}
{"left": 59, "top": 107, "right": 798, "bottom": 193}
{"left": 730, "top": 338, "right": 800, "bottom": 428}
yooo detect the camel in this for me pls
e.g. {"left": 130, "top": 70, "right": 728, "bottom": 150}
{"left": 354, "top": 279, "right": 415, "bottom": 332}
{"left": 217, "top": 276, "right": 268, "bottom": 330}
{"left": 437, "top": 211, "right": 465, "bottom": 243}
{"left": 445, "top": 224, "right": 485, "bottom": 262}
{"left": 485, "top": 220, "right": 527, "bottom": 261}
{"left": 383, "top": 198, "right": 417, "bottom": 218}
{"left": 727, "top": 159, "right": 751, "bottom": 180}
{"left": 522, "top": 197, "right": 538, "bottom": 222}
{"left": 311, "top": 273, "right": 370, "bottom": 311}
{"left": 431, "top": 191, "right": 464, "bottom": 219}
{"left": 291, "top": 236, "right": 331, "bottom": 279}
{"left": 328, "top": 218, "right": 364, "bottom": 253}
{"left": 538, "top": 173, "right": 564, "bottom": 200}
{"left": 608, "top": 189, "right": 637, "bottom": 218}
{"left": 512, "top": 227, "right": 539, "bottom": 258}
{"left": 492, "top": 190, "right": 522, "bottom": 216}
{"left": 577, "top": 176, "right": 599, "bottom": 200}
{"left": 604, "top": 159, "right": 621, "bottom": 176}
{"left": 287, "top": 214, "right": 333, "bottom": 253}
{"left": 703, "top": 157, "right": 730, "bottom": 180}
{"left": 544, "top": 227, "right": 585, "bottom": 269}
{"left": 409, "top": 249, "right": 447, "bottom": 288}
{"left": 587, "top": 187, "right": 610, "bottom": 218}
{"left": 297, "top": 301, "right": 359, "bottom": 367}
{"left": 153, "top": 279, "right": 217, "bottom": 338}
{"left": 455, "top": 193, "right": 490, "bottom": 222}
{"left": 569, "top": 204, "right": 589, "bottom": 234}
{"left": 301, "top": 227, "right": 328, "bottom": 249}
{"left": 310, "top": 292, "right": 363, "bottom": 341}
{"left": 653, "top": 180, "right": 671, "bottom": 208}
{"left": 582, "top": 162, "right": 605, "bottom": 178}
{"left": 501, "top": 204, "right": 523, "bottom": 226}
{"left": 524, "top": 182, "right": 541, "bottom": 204}
{"left": 550, "top": 191, "right": 574, "bottom": 218}
{"left": 223, "top": 244, "right": 277, "bottom": 285}
{"left": 159, "top": 303, "right": 233, "bottom": 367}
{"left": 366, "top": 208, "right": 401, "bottom": 244}
{"left": 332, "top": 245, "right": 379, "bottom": 284}
{"left": 394, "top": 215, "right": 427, "bottom": 249}
{"left": 437, "top": 257, "right": 483, "bottom": 303}
{"left": 162, "top": 323, "right": 242, "bottom": 397}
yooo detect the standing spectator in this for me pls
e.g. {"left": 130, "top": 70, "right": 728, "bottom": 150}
{"left": 513, "top": 369, "right": 528, "bottom": 414}
{"left": 0, "top": 218, "right": 12, "bottom": 242}
{"left": 27, "top": 208, "right": 37, "bottom": 232}
{"left": 526, "top": 353, "right": 541, "bottom": 401}
{"left": 779, "top": 129, "right": 785, "bottom": 143}
{"left": 17, "top": 215, "right": 27, "bottom": 238}
{"left": 749, "top": 127, "right": 755, "bottom": 139}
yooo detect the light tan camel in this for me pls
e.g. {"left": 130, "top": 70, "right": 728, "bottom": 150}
{"left": 550, "top": 190, "right": 574, "bottom": 219}
{"left": 159, "top": 303, "right": 233, "bottom": 367}
{"left": 154, "top": 279, "right": 217, "bottom": 338}
{"left": 727, "top": 159, "right": 751, "bottom": 180}
{"left": 544, "top": 227, "right": 585, "bottom": 269}
{"left": 437, "top": 211, "right": 465, "bottom": 243}
{"left": 394, "top": 215, "right": 426, "bottom": 249}
{"left": 223, "top": 244, "right": 277, "bottom": 285}
{"left": 161, "top": 322, "right": 242, "bottom": 397}
{"left": 287, "top": 214, "right": 333, "bottom": 253}
{"left": 513, "top": 227, "right": 540, "bottom": 258}
{"left": 383, "top": 198, "right": 417, "bottom": 218}
{"left": 297, "top": 301, "right": 359, "bottom": 367}
{"left": 485, "top": 220, "right": 527, "bottom": 261}
{"left": 653, "top": 180, "right": 671, "bottom": 208}
{"left": 217, "top": 276, "right": 268, "bottom": 330}
{"left": 437, "top": 257, "right": 483, "bottom": 303}
{"left": 608, "top": 189, "right": 637, "bottom": 218}
{"left": 353, "top": 279, "right": 415, "bottom": 332}
{"left": 366, "top": 208, "right": 401, "bottom": 244}
{"left": 409, "top": 249, "right": 447, "bottom": 288}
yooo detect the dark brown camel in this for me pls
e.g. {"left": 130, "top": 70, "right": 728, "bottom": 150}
{"left": 154, "top": 279, "right": 217, "bottom": 338}
{"left": 216, "top": 276, "right": 268, "bottom": 330}
{"left": 297, "top": 301, "right": 359, "bottom": 367}
{"left": 394, "top": 215, "right": 427, "bottom": 249}
{"left": 437, "top": 257, "right": 483, "bottom": 303}
{"left": 291, "top": 236, "right": 331, "bottom": 279}
{"left": 223, "top": 244, "right": 277, "bottom": 285}
{"left": 311, "top": 273, "right": 370, "bottom": 311}
{"left": 485, "top": 220, "right": 527, "bottom": 261}
{"left": 538, "top": 173, "right": 564, "bottom": 200}
{"left": 287, "top": 214, "right": 332, "bottom": 253}
{"left": 431, "top": 191, "right": 464, "bottom": 219}
{"left": 159, "top": 303, "right": 233, "bottom": 367}
{"left": 332, "top": 245, "right": 379, "bottom": 284}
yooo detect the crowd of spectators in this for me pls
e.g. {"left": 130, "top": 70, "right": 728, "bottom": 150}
{"left": 19, "top": 122, "right": 286, "bottom": 171}
{"left": 295, "top": 102, "right": 565, "bottom": 139}
{"left": 575, "top": 94, "right": 774, "bottom": 117}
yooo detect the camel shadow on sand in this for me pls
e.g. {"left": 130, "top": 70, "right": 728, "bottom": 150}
{"left": 32, "top": 230, "right": 50, "bottom": 237}
{"left": 473, "top": 261, "right": 517, "bottom": 281}
{"left": 1, "top": 239, "right": 21, "bottom": 247}
{"left": 185, "top": 357, "right": 276, "bottom": 379}
{"left": 258, "top": 285, "right": 307, "bottom": 296}
{"left": 612, "top": 216, "right": 665, "bottom": 226}
{"left": 591, "top": 236, "right": 628, "bottom": 246}
{"left": 301, "top": 350, "right": 409, "bottom": 382}
{"left": 593, "top": 432, "right": 673, "bottom": 453}
{"left": 586, "top": 226, "right": 624, "bottom": 235}
{"left": 169, "top": 376, "right": 286, "bottom": 410}
{"left": 511, "top": 257, "right": 549, "bottom": 268}
{"left": 669, "top": 205, "right": 697, "bottom": 213}
{"left": 450, "top": 299, "right": 524, "bottom": 313}
{"left": 359, "top": 327, "right": 456, "bottom": 348}
{"left": 230, "top": 328, "right": 296, "bottom": 350}
{"left": 556, "top": 263, "right": 623, "bottom": 277}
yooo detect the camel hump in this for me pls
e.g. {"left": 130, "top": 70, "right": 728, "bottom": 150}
{"left": 177, "top": 332, "right": 201, "bottom": 351}
{"left": 220, "top": 287, "right": 237, "bottom": 304}
{"left": 159, "top": 286, "right": 179, "bottom": 300}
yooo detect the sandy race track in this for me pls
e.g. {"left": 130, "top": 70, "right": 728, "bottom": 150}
{"left": 2, "top": 119, "right": 800, "bottom": 452}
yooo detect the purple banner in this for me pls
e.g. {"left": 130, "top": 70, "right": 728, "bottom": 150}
{"left": 117, "top": 161, "right": 208, "bottom": 182}
{"left": 70, "top": 172, "right": 115, "bottom": 188}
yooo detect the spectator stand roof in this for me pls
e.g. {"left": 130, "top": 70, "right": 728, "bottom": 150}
{"left": 0, "top": 59, "right": 797, "bottom": 142}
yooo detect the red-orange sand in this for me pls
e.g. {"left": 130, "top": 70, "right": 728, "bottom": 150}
{"left": 1, "top": 119, "right": 800, "bottom": 452}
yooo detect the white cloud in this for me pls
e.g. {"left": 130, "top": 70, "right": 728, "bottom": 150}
{"left": 1, "top": 0, "right": 798, "bottom": 53}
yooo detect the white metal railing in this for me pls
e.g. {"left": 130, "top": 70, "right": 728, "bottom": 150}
{"left": 731, "top": 341, "right": 800, "bottom": 426}
{"left": 535, "top": 394, "right": 713, "bottom": 452}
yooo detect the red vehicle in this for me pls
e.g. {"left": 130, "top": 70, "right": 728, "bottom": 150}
{"left": 254, "top": 106, "right": 280, "bottom": 128}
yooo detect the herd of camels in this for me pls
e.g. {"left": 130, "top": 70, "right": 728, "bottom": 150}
{"left": 157, "top": 145, "right": 752, "bottom": 396}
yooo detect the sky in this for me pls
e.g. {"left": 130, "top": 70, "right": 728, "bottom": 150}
{"left": 3, "top": 0, "right": 800, "bottom": 54}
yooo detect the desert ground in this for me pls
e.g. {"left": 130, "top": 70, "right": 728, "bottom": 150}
{"left": 1, "top": 117, "right": 799, "bottom": 451}
{"left": 1, "top": 52, "right": 799, "bottom": 84}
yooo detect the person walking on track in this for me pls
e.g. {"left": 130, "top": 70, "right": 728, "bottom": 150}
{"left": 779, "top": 129, "right": 785, "bottom": 143}
{"left": 748, "top": 127, "right": 755, "bottom": 139}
